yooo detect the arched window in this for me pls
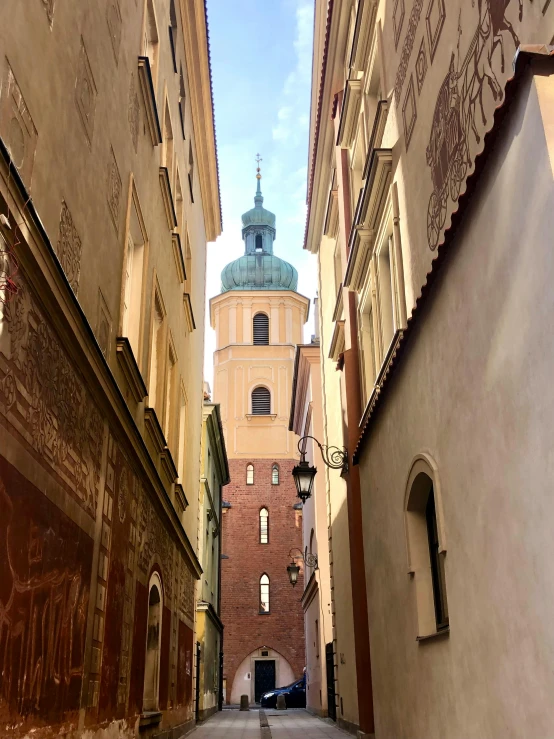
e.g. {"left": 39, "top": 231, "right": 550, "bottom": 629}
{"left": 259, "top": 574, "right": 270, "bottom": 613}
{"left": 246, "top": 464, "right": 254, "bottom": 485}
{"left": 143, "top": 573, "right": 163, "bottom": 711}
{"left": 253, "top": 313, "right": 269, "bottom": 345}
{"left": 255, "top": 233, "right": 263, "bottom": 252}
{"left": 272, "top": 464, "right": 279, "bottom": 485}
{"left": 260, "top": 508, "right": 269, "bottom": 544}
{"left": 405, "top": 456, "right": 449, "bottom": 636}
{"left": 251, "top": 386, "right": 271, "bottom": 415}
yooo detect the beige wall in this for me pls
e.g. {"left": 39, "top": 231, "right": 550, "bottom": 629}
{"left": 316, "top": 244, "right": 359, "bottom": 731}
{"left": 358, "top": 69, "right": 554, "bottom": 739}
{"left": 211, "top": 290, "right": 309, "bottom": 458}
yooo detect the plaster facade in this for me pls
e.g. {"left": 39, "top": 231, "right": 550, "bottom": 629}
{"left": 305, "top": 0, "right": 554, "bottom": 736}
{"left": 289, "top": 336, "right": 359, "bottom": 730}
{"left": 0, "top": 0, "right": 220, "bottom": 736}
{"left": 196, "top": 400, "right": 229, "bottom": 721}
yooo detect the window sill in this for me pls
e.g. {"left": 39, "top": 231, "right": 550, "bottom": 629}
{"left": 258, "top": 611, "right": 270, "bottom": 616}
{"left": 245, "top": 414, "right": 277, "bottom": 420}
{"left": 416, "top": 627, "right": 450, "bottom": 643}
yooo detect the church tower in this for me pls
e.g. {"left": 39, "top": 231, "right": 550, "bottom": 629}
{"left": 210, "top": 163, "right": 308, "bottom": 705}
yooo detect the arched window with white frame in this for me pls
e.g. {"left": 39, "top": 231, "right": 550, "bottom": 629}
{"left": 259, "top": 574, "right": 270, "bottom": 613}
{"left": 260, "top": 508, "right": 269, "bottom": 544}
{"left": 272, "top": 464, "right": 279, "bottom": 485}
{"left": 246, "top": 464, "right": 254, "bottom": 485}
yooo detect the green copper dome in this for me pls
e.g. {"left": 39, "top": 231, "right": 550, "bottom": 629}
{"left": 220, "top": 171, "right": 298, "bottom": 293}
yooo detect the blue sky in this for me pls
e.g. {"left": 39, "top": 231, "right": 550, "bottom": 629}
{"left": 204, "top": 0, "right": 316, "bottom": 386}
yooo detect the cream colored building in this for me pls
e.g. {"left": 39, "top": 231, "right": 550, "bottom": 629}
{"left": 289, "top": 330, "right": 358, "bottom": 730}
{"left": 306, "top": 0, "right": 554, "bottom": 737}
{"left": 0, "top": 0, "right": 220, "bottom": 736}
{"left": 196, "top": 394, "right": 229, "bottom": 721}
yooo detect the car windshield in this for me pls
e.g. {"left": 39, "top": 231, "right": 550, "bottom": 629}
{"left": 279, "top": 678, "right": 304, "bottom": 690}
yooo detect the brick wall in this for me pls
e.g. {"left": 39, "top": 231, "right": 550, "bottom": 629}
{"left": 221, "top": 458, "right": 305, "bottom": 700}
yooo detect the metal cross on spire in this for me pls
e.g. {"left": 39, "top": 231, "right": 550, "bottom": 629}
{"left": 255, "top": 153, "right": 262, "bottom": 179}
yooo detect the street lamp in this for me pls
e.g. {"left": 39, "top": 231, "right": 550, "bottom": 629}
{"left": 287, "top": 547, "right": 318, "bottom": 587}
{"left": 291, "top": 435, "right": 348, "bottom": 504}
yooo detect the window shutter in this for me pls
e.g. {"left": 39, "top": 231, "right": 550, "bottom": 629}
{"left": 251, "top": 387, "right": 270, "bottom": 415}
{"left": 253, "top": 313, "right": 269, "bottom": 345}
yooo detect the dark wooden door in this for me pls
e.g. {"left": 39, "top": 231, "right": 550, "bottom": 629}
{"left": 325, "top": 643, "right": 336, "bottom": 721}
{"left": 254, "top": 660, "right": 275, "bottom": 703}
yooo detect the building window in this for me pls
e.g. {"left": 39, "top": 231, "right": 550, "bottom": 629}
{"left": 177, "top": 383, "right": 187, "bottom": 482}
{"left": 251, "top": 386, "right": 270, "bottom": 415}
{"left": 260, "top": 508, "right": 269, "bottom": 544}
{"left": 259, "top": 574, "right": 270, "bottom": 613}
{"left": 162, "top": 99, "right": 175, "bottom": 192}
{"left": 179, "top": 63, "right": 186, "bottom": 138}
{"left": 169, "top": 0, "right": 177, "bottom": 72}
{"left": 405, "top": 456, "right": 449, "bottom": 637}
{"left": 143, "top": 0, "right": 159, "bottom": 95}
{"left": 148, "top": 287, "right": 167, "bottom": 415}
{"left": 271, "top": 464, "right": 279, "bottom": 485}
{"left": 255, "top": 233, "right": 263, "bottom": 252}
{"left": 188, "top": 142, "right": 194, "bottom": 202}
{"left": 426, "top": 489, "right": 449, "bottom": 630}
{"left": 164, "top": 340, "right": 178, "bottom": 451}
{"left": 253, "top": 312, "right": 269, "bottom": 345}
{"left": 122, "top": 182, "right": 147, "bottom": 361}
{"left": 143, "top": 573, "right": 163, "bottom": 711}
{"left": 246, "top": 464, "right": 254, "bottom": 485}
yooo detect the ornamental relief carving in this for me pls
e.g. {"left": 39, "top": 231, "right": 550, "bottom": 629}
{"left": 56, "top": 200, "right": 82, "bottom": 294}
{"left": 107, "top": 147, "right": 122, "bottom": 233}
{"left": 0, "top": 275, "right": 104, "bottom": 518}
{"left": 40, "top": 0, "right": 55, "bottom": 26}
{"left": 128, "top": 73, "right": 140, "bottom": 152}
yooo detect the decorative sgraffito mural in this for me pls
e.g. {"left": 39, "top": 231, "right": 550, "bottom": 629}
{"left": 0, "top": 276, "right": 104, "bottom": 517}
{"left": 0, "top": 456, "right": 93, "bottom": 725}
{"left": 390, "top": 0, "right": 550, "bottom": 266}
{"left": 426, "top": 0, "right": 523, "bottom": 249}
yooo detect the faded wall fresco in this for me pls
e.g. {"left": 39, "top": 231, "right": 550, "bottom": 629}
{"left": 386, "top": 0, "right": 554, "bottom": 284}
{"left": 0, "top": 454, "right": 93, "bottom": 727}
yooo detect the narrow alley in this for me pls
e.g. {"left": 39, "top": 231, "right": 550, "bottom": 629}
{"left": 192, "top": 709, "right": 348, "bottom": 739}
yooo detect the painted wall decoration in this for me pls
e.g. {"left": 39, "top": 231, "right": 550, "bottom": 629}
{"left": 425, "top": 0, "right": 523, "bottom": 250}
{"left": 0, "top": 274, "right": 104, "bottom": 518}
{"left": 0, "top": 455, "right": 93, "bottom": 726}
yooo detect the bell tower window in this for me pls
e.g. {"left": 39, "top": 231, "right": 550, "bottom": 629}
{"left": 255, "top": 234, "right": 263, "bottom": 252}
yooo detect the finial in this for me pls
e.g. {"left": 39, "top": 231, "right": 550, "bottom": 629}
{"left": 255, "top": 153, "right": 262, "bottom": 180}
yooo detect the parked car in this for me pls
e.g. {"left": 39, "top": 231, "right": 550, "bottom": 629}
{"left": 260, "top": 676, "right": 306, "bottom": 708}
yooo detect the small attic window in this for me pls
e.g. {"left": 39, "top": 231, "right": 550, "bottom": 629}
{"left": 255, "top": 234, "right": 263, "bottom": 252}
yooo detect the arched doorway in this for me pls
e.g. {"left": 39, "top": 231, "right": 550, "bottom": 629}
{"left": 143, "top": 572, "right": 163, "bottom": 711}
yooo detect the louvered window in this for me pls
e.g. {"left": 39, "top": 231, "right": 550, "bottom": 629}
{"left": 253, "top": 313, "right": 269, "bottom": 345}
{"left": 251, "top": 387, "right": 270, "bottom": 415}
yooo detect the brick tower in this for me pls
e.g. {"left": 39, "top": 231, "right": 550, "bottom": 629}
{"left": 210, "top": 165, "right": 308, "bottom": 705}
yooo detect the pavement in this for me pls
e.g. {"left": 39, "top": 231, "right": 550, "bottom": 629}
{"left": 191, "top": 708, "right": 352, "bottom": 739}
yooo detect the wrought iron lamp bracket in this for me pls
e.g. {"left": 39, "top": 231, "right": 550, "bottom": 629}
{"left": 297, "top": 435, "right": 348, "bottom": 472}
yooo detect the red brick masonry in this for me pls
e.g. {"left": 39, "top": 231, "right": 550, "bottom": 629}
{"left": 221, "top": 458, "right": 305, "bottom": 701}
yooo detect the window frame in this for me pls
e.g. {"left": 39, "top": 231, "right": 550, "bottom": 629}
{"left": 271, "top": 464, "right": 279, "bottom": 485}
{"left": 246, "top": 464, "right": 254, "bottom": 485}
{"left": 259, "top": 573, "right": 270, "bottom": 614}
{"left": 259, "top": 507, "right": 269, "bottom": 544}
{"left": 252, "top": 312, "right": 270, "bottom": 345}
{"left": 404, "top": 454, "right": 449, "bottom": 639}
{"left": 251, "top": 386, "right": 271, "bottom": 415}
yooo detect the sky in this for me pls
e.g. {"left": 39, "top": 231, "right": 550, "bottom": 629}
{"left": 204, "top": 0, "right": 316, "bottom": 388}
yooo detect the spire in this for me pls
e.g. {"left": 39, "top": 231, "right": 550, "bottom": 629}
{"left": 255, "top": 153, "right": 263, "bottom": 207}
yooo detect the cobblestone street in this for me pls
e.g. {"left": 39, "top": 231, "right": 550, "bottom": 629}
{"left": 191, "top": 710, "right": 351, "bottom": 739}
